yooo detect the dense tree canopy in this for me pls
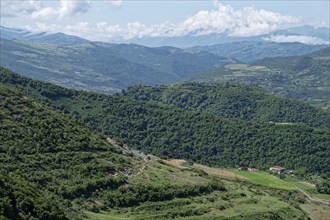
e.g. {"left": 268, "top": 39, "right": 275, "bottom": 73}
{"left": 1, "top": 67, "right": 329, "bottom": 176}
{"left": 123, "top": 83, "right": 330, "bottom": 129}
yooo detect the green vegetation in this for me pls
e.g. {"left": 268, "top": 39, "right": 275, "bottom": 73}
{"left": 0, "top": 84, "right": 131, "bottom": 219}
{"left": 1, "top": 67, "right": 329, "bottom": 177}
{"left": 0, "top": 84, "right": 224, "bottom": 219}
{"left": 300, "top": 202, "right": 330, "bottom": 220}
{"left": 188, "top": 47, "right": 330, "bottom": 108}
{"left": 0, "top": 174, "right": 68, "bottom": 220}
{"left": 286, "top": 178, "right": 330, "bottom": 200}
{"left": 83, "top": 189, "right": 308, "bottom": 220}
{"left": 0, "top": 38, "right": 233, "bottom": 93}
{"left": 231, "top": 171, "right": 295, "bottom": 190}
{"left": 1, "top": 81, "right": 311, "bottom": 219}
{"left": 1, "top": 67, "right": 329, "bottom": 219}
{"left": 316, "top": 179, "right": 330, "bottom": 195}
{"left": 123, "top": 83, "right": 330, "bottom": 129}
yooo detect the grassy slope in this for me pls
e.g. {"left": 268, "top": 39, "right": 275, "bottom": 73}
{"left": 300, "top": 202, "right": 330, "bottom": 220}
{"left": 231, "top": 171, "right": 295, "bottom": 190}
{"left": 83, "top": 159, "right": 308, "bottom": 220}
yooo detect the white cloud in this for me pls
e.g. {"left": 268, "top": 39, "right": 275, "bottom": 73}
{"left": 173, "top": 2, "right": 300, "bottom": 37}
{"left": 1, "top": 0, "right": 42, "bottom": 17}
{"left": 96, "top": 22, "right": 123, "bottom": 39}
{"left": 2, "top": 0, "right": 90, "bottom": 20}
{"left": 264, "top": 35, "right": 330, "bottom": 45}
{"left": 95, "top": 1, "right": 300, "bottom": 39}
{"left": 107, "top": 0, "right": 123, "bottom": 7}
{"left": 66, "top": 22, "right": 91, "bottom": 35}
{"left": 31, "top": 7, "right": 59, "bottom": 20}
{"left": 11, "top": 0, "right": 304, "bottom": 41}
{"left": 58, "top": 0, "right": 90, "bottom": 19}
{"left": 31, "top": 0, "right": 90, "bottom": 19}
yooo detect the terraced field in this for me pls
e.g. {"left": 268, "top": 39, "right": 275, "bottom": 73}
{"left": 82, "top": 159, "right": 309, "bottom": 219}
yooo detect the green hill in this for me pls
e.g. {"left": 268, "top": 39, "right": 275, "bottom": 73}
{"left": 0, "top": 79, "right": 310, "bottom": 219}
{"left": 188, "top": 48, "right": 330, "bottom": 108}
{"left": 1, "top": 67, "right": 329, "bottom": 177}
{"left": 0, "top": 84, "right": 135, "bottom": 219}
{"left": 123, "top": 83, "right": 330, "bottom": 129}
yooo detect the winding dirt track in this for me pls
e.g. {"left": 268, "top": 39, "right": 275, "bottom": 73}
{"left": 295, "top": 186, "right": 330, "bottom": 205}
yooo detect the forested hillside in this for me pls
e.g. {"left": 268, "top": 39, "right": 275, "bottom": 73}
{"left": 1, "top": 67, "right": 329, "bottom": 177}
{"left": 0, "top": 84, "right": 132, "bottom": 219}
{"left": 188, "top": 47, "right": 330, "bottom": 108}
{"left": 0, "top": 83, "right": 229, "bottom": 219}
{"left": 1, "top": 80, "right": 310, "bottom": 220}
{"left": 123, "top": 83, "right": 330, "bottom": 129}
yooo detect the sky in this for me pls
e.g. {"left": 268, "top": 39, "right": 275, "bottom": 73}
{"left": 1, "top": 0, "right": 329, "bottom": 42}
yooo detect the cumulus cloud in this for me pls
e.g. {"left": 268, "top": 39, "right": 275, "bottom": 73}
{"left": 13, "top": 0, "right": 304, "bottom": 41}
{"left": 1, "top": 0, "right": 42, "bottom": 17}
{"left": 2, "top": 0, "right": 91, "bottom": 19}
{"left": 174, "top": 1, "right": 300, "bottom": 37}
{"left": 91, "top": 1, "right": 300, "bottom": 39}
{"left": 31, "top": 0, "right": 90, "bottom": 19}
{"left": 264, "top": 35, "right": 330, "bottom": 45}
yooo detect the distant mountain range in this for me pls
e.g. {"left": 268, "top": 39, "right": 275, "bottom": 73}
{"left": 124, "top": 25, "right": 330, "bottom": 47}
{"left": 0, "top": 26, "right": 329, "bottom": 106}
{"left": 1, "top": 25, "right": 329, "bottom": 48}
{"left": 189, "top": 41, "right": 327, "bottom": 63}
{"left": 1, "top": 24, "right": 330, "bottom": 219}
{"left": 0, "top": 36, "right": 236, "bottom": 93}
{"left": 0, "top": 26, "right": 89, "bottom": 45}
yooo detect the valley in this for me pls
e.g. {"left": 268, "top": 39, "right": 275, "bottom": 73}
{"left": 1, "top": 67, "right": 329, "bottom": 219}
{"left": 0, "top": 83, "right": 317, "bottom": 219}
{"left": 0, "top": 9, "right": 329, "bottom": 219}
{"left": 0, "top": 38, "right": 236, "bottom": 94}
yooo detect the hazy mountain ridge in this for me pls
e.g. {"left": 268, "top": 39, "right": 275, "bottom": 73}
{"left": 102, "top": 43, "right": 237, "bottom": 78}
{"left": 188, "top": 47, "right": 330, "bottom": 108}
{"left": 0, "top": 26, "right": 89, "bottom": 45}
{"left": 190, "top": 41, "right": 327, "bottom": 63}
{"left": 273, "top": 25, "right": 330, "bottom": 42}
{"left": 0, "top": 38, "right": 235, "bottom": 93}
{"left": 1, "top": 25, "right": 328, "bottom": 100}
